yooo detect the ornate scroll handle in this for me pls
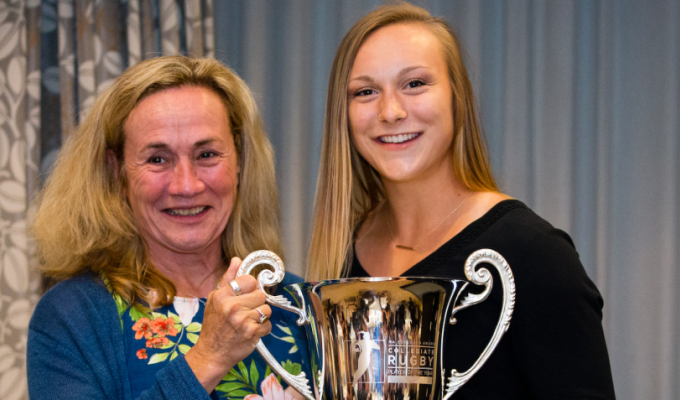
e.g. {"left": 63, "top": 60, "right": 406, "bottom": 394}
{"left": 444, "top": 249, "right": 516, "bottom": 399}
{"left": 238, "top": 250, "right": 309, "bottom": 325}
{"left": 238, "top": 250, "right": 314, "bottom": 400}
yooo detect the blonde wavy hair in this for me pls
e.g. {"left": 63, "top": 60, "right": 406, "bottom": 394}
{"left": 33, "top": 56, "right": 282, "bottom": 306}
{"left": 307, "top": 2, "right": 498, "bottom": 281}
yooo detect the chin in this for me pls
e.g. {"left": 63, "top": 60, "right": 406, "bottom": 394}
{"left": 165, "top": 238, "right": 216, "bottom": 254}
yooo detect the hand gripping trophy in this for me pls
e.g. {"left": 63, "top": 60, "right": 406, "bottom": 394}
{"left": 237, "top": 249, "right": 515, "bottom": 400}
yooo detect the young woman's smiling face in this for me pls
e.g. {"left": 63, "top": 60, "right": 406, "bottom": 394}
{"left": 121, "top": 85, "right": 239, "bottom": 257}
{"left": 347, "top": 23, "right": 455, "bottom": 184}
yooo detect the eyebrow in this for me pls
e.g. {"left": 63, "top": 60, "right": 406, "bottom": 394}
{"left": 142, "top": 138, "right": 218, "bottom": 151}
{"left": 349, "top": 66, "right": 429, "bottom": 83}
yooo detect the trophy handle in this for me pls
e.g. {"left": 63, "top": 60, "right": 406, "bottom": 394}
{"left": 443, "top": 249, "right": 516, "bottom": 399}
{"left": 237, "top": 250, "right": 315, "bottom": 400}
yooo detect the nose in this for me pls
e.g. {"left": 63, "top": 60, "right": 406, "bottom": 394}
{"left": 378, "top": 90, "right": 407, "bottom": 123}
{"left": 169, "top": 158, "right": 205, "bottom": 196}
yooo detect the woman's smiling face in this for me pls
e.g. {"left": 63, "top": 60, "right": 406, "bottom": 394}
{"left": 347, "top": 23, "right": 455, "bottom": 184}
{"left": 121, "top": 85, "right": 239, "bottom": 257}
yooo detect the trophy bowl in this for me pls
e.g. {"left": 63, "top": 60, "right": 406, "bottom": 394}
{"left": 237, "top": 249, "right": 515, "bottom": 400}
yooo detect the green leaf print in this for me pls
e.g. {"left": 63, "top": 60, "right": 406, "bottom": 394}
{"left": 223, "top": 389, "right": 252, "bottom": 397}
{"left": 170, "top": 351, "right": 178, "bottom": 361}
{"left": 168, "top": 311, "right": 181, "bottom": 324}
{"left": 178, "top": 344, "right": 191, "bottom": 354}
{"left": 270, "top": 324, "right": 298, "bottom": 354}
{"left": 222, "top": 369, "right": 244, "bottom": 382}
{"left": 186, "top": 322, "right": 202, "bottom": 332}
{"left": 148, "top": 352, "right": 170, "bottom": 364}
{"left": 249, "top": 360, "right": 259, "bottom": 390}
{"left": 160, "top": 340, "right": 175, "bottom": 350}
{"left": 187, "top": 333, "right": 199, "bottom": 344}
{"left": 129, "top": 305, "right": 151, "bottom": 322}
{"left": 215, "top": 382, "right": 250, "bottom": 393}
{"left": 237, "top": 361, "right": 249, "bottom": 384}
{"left": 282, "top": 360, "right": 302, "bottom": 376}
{"left": 276, "top": 325, "right": 292, "bottom": 335}
{"left": 275, "top": 336, "right": 296, "bottom": 344}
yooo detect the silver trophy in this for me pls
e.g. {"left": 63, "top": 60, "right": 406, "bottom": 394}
{"left": 237, "top": 249, "right": 515, "bottom": 400}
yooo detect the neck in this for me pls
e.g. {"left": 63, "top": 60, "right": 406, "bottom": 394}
{"left": 147, "top": 241, "right": 225, "bottom": 298}
{"left": 381, "top": 170, "right": 472, "bottom": 247}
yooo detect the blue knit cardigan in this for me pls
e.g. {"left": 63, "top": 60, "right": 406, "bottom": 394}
{"left": 28, "top": 273, "right": 220, "bottom": 399}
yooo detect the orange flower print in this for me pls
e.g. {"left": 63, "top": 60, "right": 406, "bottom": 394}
{"left": 136, "top": 349, "right": 148, "bottom": 359}
{"left": 151, "top": 317, "right": 179, "bottom": 337}
{"left": 132, "top": 318, "right": 154, "bottom": 340}
{"left": 146, "top": 337, "right": 169, "bottom": 349}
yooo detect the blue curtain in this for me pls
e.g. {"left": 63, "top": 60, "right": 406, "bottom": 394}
{"left": 213, "top": 2, "right": 680, "bottom": 399}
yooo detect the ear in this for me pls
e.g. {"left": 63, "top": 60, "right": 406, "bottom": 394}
{"left": 107, "top": 149, "right": 126, "bottom": 198}
{"left": 106, "top": 149, "right": 119, "bottom": 180}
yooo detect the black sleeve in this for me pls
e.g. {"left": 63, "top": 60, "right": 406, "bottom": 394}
{"left": 510, "top": 229, "right": 616, "bottom": 399}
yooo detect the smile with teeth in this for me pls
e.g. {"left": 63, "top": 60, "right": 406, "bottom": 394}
{"left": 379, "top": 132, "right": 420, "bottom": 144}
{"left": 166, "top": 206, "right": 207, "bottom": 216}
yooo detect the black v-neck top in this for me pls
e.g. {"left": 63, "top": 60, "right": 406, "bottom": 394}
{"left": 350, "top": 200, "right": 616, "bottom": 399}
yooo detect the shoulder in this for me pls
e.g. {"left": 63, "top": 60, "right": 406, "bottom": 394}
{"left": 33, "top": 273, "right": 112, "bottom": 316}
{"left": 472, "top": 201, "right": 604, "bottom": 320}
{"left": 30, "top": 272, "right": 119, "bottom": 338}
{"left": 477, "top": 199, "right": 575, "bottom": 251}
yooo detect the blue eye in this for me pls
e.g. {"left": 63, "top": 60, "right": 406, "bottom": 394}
{"left": 354, "top": 88, "right": 376, "bottom": 97}
{"left": 199, "top": 151, "right": 215, "bottom": 159}
{"left": 148, "top": 156, "right": 165, "bottom": 164}
{"left": 407, "top": 79, "right": 425, "bottom": 88}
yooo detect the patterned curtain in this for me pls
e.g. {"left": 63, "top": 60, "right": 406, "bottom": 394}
{"left": 0, "top": 2, "right": 42, "bottom": 400}
{"left": 0, "top": 1, "right": 213, "bottom": 399}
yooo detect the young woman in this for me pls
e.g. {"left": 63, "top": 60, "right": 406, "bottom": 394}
{"left": 307, "top": 3, "right": 616, "bottom": 399}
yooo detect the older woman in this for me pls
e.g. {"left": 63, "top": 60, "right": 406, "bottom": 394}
{"left": 28, "top": 56, "right": 308, "bottom": 400}
{"left": 307, "top": 3, "right": 615, "bottom": 399}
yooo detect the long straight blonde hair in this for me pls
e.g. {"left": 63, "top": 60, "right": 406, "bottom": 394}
{"left": 306, "top": 2, "right": 498, "bottom": 281}
{"left": 33, "top": 56, "right": 282, "bottom": 306}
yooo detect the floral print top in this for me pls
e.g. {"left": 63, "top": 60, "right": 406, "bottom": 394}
{"left": 110, "top": 284, "right": 311, "bottom": 400}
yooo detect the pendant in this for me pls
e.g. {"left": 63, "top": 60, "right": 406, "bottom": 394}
{"left": 395, "top": 244, "right": 415, "bottom": 250}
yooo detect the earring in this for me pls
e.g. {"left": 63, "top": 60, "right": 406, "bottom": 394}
{"left": 378, "top": 113, "right": 385, "bottom": 122}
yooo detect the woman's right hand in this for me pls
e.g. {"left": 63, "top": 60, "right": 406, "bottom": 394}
{"left": 184, "top": 257, "right": 272, "bottom": 393}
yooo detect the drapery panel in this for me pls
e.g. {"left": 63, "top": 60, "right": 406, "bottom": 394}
{"left": 214, "top": 1, "right": 679, "bottom": 399}
{"left": 0, "top": 1, "right": 213, "bottom": 399}
{"left": 0, "top": 2, "right": 41, "bottom": 400}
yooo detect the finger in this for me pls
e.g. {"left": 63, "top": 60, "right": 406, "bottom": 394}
{"left": 215, "top": 257, "right": 242, "bottom": 291}
{"left": 253, "top": 305, "right": 272, "bottom": 324}
{"left": 232, "top": 275, "right": 259, "bottom": 295}
{"left": 225, "top": 289, "right": 267, "bottom": 309}
{"left": 225, "top": 257, "right": 242, "bottom": 282}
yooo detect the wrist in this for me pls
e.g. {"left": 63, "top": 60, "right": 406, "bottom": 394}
{"left": 185, "top": 345, "right": 234, "bottom": 393}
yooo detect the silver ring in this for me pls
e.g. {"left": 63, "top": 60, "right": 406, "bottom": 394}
{"left": 229, "top": 280, "right": 242, "bottom": 296}
{"left": 255, "top": 307, "right": 268, "bottom": 324}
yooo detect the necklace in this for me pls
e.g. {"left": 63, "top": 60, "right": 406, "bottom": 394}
{"left": 386, "top": 193, "right": 474, "bottom": 251}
